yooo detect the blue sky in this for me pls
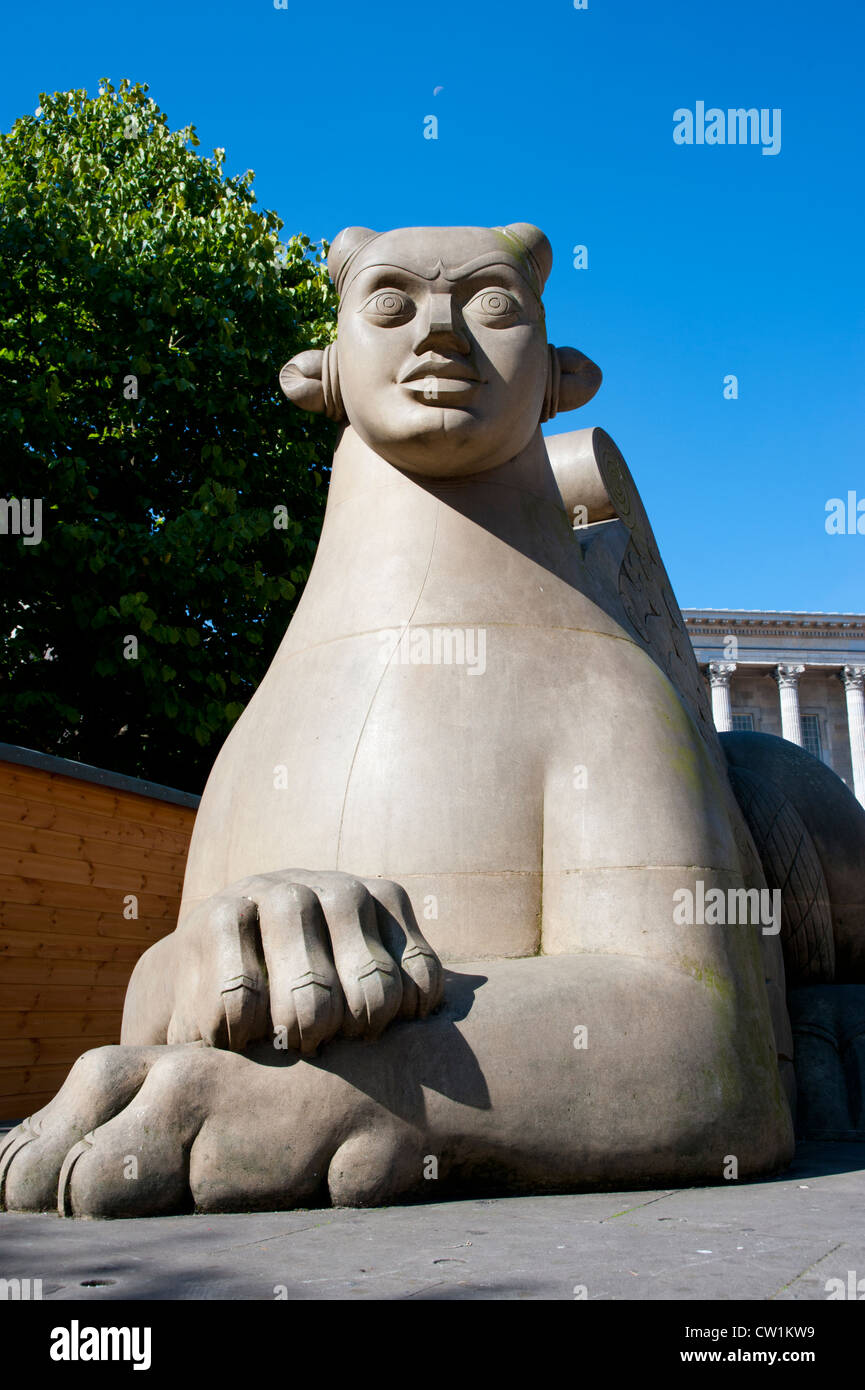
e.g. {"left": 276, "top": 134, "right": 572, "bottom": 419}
{"left": 3, "top": 0, "right": 862, "bottom": 611}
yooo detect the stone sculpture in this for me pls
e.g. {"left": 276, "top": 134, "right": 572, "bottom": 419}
{"left": 2, "top": 222, "right": 863, "bottom": 1217}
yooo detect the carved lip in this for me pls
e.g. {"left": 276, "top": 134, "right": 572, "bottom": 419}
{"left": 399, "top": 357, "right": 482, "bottom": 385}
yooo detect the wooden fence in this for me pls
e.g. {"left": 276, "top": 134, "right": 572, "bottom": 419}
{"left": 0, "top": 744, "right": 198, "bottom": 1121}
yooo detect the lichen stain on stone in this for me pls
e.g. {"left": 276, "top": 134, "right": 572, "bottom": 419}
{"left": 678, "top": 954, "right": 733, "bottom": 1004}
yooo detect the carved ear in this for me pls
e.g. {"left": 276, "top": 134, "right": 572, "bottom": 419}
{"left": 556, "top": 346, "right": 602, "bottom": 412}
{"left": 327, "top": 226, "right": 378, "bottom": 294}
{"left": 500, "top": 222, "right": 553, "bottom": 291}
{"left": 279, "top": 345, "right": 345, "bottom": 421}
{"left": 279, "top": 350, "right": 327, "bottom": 414}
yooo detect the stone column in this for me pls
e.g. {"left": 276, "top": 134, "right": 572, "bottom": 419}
{"left": 840, "top": 665, "right": 865, "bottom": 807}
{"left": 708, "top": 662, "right": 736, "bottom": 733}
{"left": 774, "top": 664, "right": 805, "bottom": 746}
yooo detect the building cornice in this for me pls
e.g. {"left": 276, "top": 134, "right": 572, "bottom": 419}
{"left": 681, "top": 609, "right": 865, "bottom": 642}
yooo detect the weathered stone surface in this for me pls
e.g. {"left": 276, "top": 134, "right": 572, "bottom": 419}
{"left": 788, "top": 986, "right": 865, "bottom": 1139}
{"left": 724, "top": 755, "right": 835, "bottom": 987}
{"left": 723, "top": 731, "right": 865, "bottom": 982}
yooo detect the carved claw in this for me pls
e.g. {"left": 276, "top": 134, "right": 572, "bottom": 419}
{"left": 400, "top": 946, "right": 442, "bottom": 1013}
{"left": 356, "top": 959, "right": 399, "bottom": 1034}
{"left": 291, "top": 972, "right": 336, "bottom": 1055}
{"left": 220, "top": 974, "right": 260, "bottom": 1052}
{"left": 0, "top": 1116, "right": 41, "bottom": 1210}
{"left": 57, "top": 1131, "right": 95, "bottom": 1217}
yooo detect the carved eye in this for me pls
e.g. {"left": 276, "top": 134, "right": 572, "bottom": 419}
{"left": 466, "top": 289, "right": 519, "bottom": 320}
{"left": 362, "top": 290, "right": 413, "bottom": 321}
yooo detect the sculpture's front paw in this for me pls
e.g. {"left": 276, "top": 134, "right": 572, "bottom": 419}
{"left": 168, "top": 870, "right": 443, "bottom": 1053}
{"left": 0, "top": 1041, "right": 425, "bottom": 1217}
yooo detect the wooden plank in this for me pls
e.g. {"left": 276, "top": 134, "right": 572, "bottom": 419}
{"left": 0, "top": 761, "right": 190, "bottom": 1097}
{"left": 1, "top": 959, "right": 132, "bottom": 988}
{"left": 0, "top": 821, "right": 188, "bottom": 878}
{"left": 0, "top": 1092, "right": 58, "bottom": 1120}
{"left": 0, "top": 1064, "right": 76, "bottom": 1098}
{"left": 0, "top": 984, "right": 126, "bottom": 1011}
{"left": 0, "top": 874, "right": 180, "bottom": 919}
{"left": 0, "top": 1036, "right": 116, "bottom": 1067}
{"left": 0, "top": 901, "right": 175, "bottom": 945}
{"left": 0, "top": 929, "right": 146, "bottom": 964}
{"left": 0, "top": 793, "right": 193, "bottom": 855}
{"left": 0, "top": 849, "right": 182, "bottom": 898}
{"left": 0, "top": 1011, "right": 123, "bottom": 1039}
{"left": 0, "top": 758, "right": 197, "bottom": 820}
{"left": 0, "top": 763, "right": 197, "bottom": 831}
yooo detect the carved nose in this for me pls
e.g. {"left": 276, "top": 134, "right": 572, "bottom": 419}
{"left": 414, "top": 293, "right": 471, "bottom": 355}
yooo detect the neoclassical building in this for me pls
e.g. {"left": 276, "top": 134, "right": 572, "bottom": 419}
{"left": 683, "top": 610, "right": 865, "bottom": 808}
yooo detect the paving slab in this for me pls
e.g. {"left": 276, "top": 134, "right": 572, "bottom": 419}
{"left": 0, "top": 1141, "right": 863, "bottom": 1301}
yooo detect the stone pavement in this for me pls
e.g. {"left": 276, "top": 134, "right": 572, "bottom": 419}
{"left": 1, "top": 1139, "right": 863, "bottom": 1301}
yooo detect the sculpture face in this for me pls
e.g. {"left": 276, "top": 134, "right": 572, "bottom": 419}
{"left": 336, "top": 227, "right": 549, "bottom": 477}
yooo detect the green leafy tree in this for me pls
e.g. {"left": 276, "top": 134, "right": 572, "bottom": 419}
{"left": 0, "top": 79, "right": 337, "bottom": 791}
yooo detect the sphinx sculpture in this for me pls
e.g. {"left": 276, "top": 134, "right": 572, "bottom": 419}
{"left": 3, "top": 222, "right": 864, "bottom": 1217}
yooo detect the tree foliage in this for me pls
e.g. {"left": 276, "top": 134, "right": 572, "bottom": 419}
{"left": 0, "top": 79, "right": 337, "bottom": 791}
